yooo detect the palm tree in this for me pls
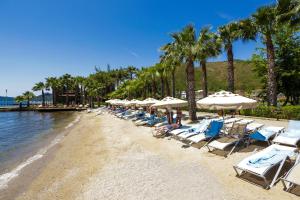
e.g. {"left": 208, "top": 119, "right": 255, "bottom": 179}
{"left": 161, "top": 42, "right": 181, "bottom": 97}
{"left": 45, "top": 77, "right": 60, "bottom": 106}
{"left": 171, "top": 24, "right": 197, "bottom": 121}
{"left": 154, "top": 63, "right": 166, "bottom": 98}
{"left": 218, "top": 22, "right": 240, "bottom": 93}
{"left": 250, "top": 0, "right": 299, "bottom": 106}
{"left": 127, "top": 66, "right": 138, "bottom": 80}
{"left": 74, "top": 76, "right": 85, "bottom": 105}
{"left": 60, "top": 74, "right": 75, "bottom": 106}
{"left": 196, "top": 27, "right": 222, "bottom": 97}
{"left": 32, "top": 82, "right": 46, "bottom": 106}
{"left": 15, "top": 95, "right": 25, "bottom": 110}
{"left": 148, "top": 66, "right": 158, "bottom": 98}
{"left": 276, "top": 0, "right": 300, "bottom": 29}
{"left": 22, "top": 91, "right": 35, "bottom": 107}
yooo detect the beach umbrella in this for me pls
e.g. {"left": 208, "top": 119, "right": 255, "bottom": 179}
{"left": 111, "top": 99, "right": 124, "bottom": 106}
{"left": 137, "top": 98, "right": 159, "bottom": 107}
{"left": 196, "top": 90, "right": 257, "bottom": 110}
{"left": 151, "top": 96, "right": 188, "bottom": 109}
{"left": 117, "top": 99, "right": 129, "bottom": 106}
{"left": 105, "top": 99, "right": 119, "bottom": 104}
{"left": 124, "top": 99, "right": 143, "bottom": 106}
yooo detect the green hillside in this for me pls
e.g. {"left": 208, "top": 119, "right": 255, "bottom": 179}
{"left": 174, "top": 60, "right": 262, "bottom": 93}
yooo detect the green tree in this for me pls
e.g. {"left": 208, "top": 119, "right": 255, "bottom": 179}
{"left": 161, "top": 42, "right": 181, "bottom": 97}
{"left": 171, "top": 24, "right": 197, "bottom": 121}
{"left": 15, "top": 95, "right": 25, "bottom": 109}
{"left": 32, "top": 82, "right": 46, "bottom": 106}
{"left": 250, "top": 0, "right": 299, "bottom": 106}
{"left": 22, "top": 91, "right": 35, "bottom": 107}
{"left": 196, "top": 27, "right": 221, "bottom": 97}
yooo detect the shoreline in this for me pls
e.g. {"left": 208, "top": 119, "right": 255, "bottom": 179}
{"left": 0, "top": 113, "right": 81, "bottom": 200}
{"left": 2, "top": 112, "right": 298, "bottom": 200}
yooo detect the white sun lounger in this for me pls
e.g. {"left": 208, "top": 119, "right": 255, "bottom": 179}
{"left": 273, "top": 120, "right": 300, "bottom": 147}
{"left": 281, "top": 155, "right": 300, "bottom": 192}
{"left": 177, "top": 120, "right": 212, "bottom": 140}
{"left": 169, "top": 125, "right": 194, "bottom": 136}
{"left": 249, "top": 126, "right": 285, "bottom": 145}
{"left": 207, "top": 123, "right": 248, "bottom": 157}
{"left": 233, "top": 144, "right": 298, "bottom": 189}
{"left": 224, "top": 118, "right": 241, "bottom": 124}
{"left": 246, "top": 123, "right": 264, "bottom": 132}
{"left": 236, "top": 119, "right": 255, "bottom": 125}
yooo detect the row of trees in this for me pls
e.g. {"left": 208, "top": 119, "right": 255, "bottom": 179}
{"left": 111, "top": 0, "right": 300, "bottom": 121}
{"left": 16, "top": 66, "right": 139, "bottom": 107}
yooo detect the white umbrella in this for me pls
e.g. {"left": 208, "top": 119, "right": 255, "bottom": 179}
{"left": 105, "top": 99, "right": 119, "bottom": 104}
{"left": 137, "top": 98, "right": 159, "bottom": 107}
{"left": 124, "top": 99, "right": 142, "bottom": 106}
{"left": 151, "top": 96, "right": 188, "bottom": 109}
{"left": 197, "top": 90, "right": 257, "bottom": 110}
{"left": 111, "top": 99, "right": 125, "bottom": 106}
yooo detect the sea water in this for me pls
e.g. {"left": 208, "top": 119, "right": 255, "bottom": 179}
{"left": 0, "top": 111, "right": 80, "bottom": 190}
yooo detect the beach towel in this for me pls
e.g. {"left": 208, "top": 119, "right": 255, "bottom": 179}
{"left": 247, "top": 148, "right": 295, "bottom": 168}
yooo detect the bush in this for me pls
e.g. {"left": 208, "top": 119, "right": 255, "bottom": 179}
{"left": 240, "top": 104, "right": 300, "bottom": 120}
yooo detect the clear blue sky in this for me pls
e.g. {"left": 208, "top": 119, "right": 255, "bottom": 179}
{"left": 0, "top": 0, "right": 275, "bottom": 97}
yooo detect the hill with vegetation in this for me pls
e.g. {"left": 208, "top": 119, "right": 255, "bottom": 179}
{"left": 174, "top": 60, "right": 263, "bottom": 93}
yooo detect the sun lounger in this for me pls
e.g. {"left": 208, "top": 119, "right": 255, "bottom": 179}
{"left": 187, "top": 120, "right": 224, "bottom": 145}
{"left": 273, "top": 120, "right": 300, "bottom": 147}
{"left": 281, "top": 155, "right": 300, "bottom": 192}
{"left": 206, "top": 122, "right": 248, "bottom": 157}
{"left": 224, "top": 118, "right": 241, "bottom": 124}
{"left": 177, "top": 119, "right": 212, "bottom": 140}
{"left": 245, "top": 123, "right": 264, "bottom": 132}
{"left": 154, "top": 114, "right": 177, "bottom": 128}
{"left": 250, "top": 126, "right": 285, "bottom": 145}
{"left": 236, "top": 119, "right": 254, "bottom": 124}
{"left": 152, "top": 124, "right": 181, "bottom": 138}
{"left": 233, "top": 144, "right": 298, "bottom": 189}
{"left": 169, "top": 125, "right": 194, "bottom": 136}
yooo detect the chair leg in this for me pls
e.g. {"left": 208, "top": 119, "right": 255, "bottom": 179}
{"left": 228, "top": 141, "right": 239, "bottom": 156}
{"left": 270, "top": 156, "right": 287, "bottom": 188}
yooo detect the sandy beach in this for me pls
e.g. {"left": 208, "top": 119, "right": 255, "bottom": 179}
{"left": 6, "top": 112, "right": 298, "bottom": 200}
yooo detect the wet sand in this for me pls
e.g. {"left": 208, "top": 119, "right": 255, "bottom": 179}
{"left": 7, "top": 112, "right": 299, "bottom": 200}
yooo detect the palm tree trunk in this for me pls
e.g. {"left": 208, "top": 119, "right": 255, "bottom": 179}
{"left": 152, "top": 79, "right": 157, "bottom": 98}
{"left": 27, "top": 98, "right": 30, "bottom": 107}
{"left": 186, "top": 58, "right": 197, "bottom": 121}
{"left": 200, "top": 60, "right": 208, "bottom": 97}
{"left": 165, "top": 77, "right": 171, "bottom": 96}
{"left": 80, "top": 86, "right": 83, "bottom": 104}
{"left": 53, "top": 88, "right": 57, "bottom": 106}
{"left": 227, "top": 44, "right": 235, "bottom": 93}
{"left": 160, "top": 76, "right": 165, "bottom": 98}
{"left": 266, "top": 34, "right": 277, "bottom": 106}
{"left": 42, "top": 89, "right": 45, "bottom": 106}
{"left": 172, "top": 69, "right": 176, "bottom": 97}
{"left": 66, "top": 94, "right": 69, "bottom": 106}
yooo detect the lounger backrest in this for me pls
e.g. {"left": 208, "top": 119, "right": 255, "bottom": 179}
{"left": 205, "top": 120, "right": 224, "bottom": 137}
{"left": 287, "top": 120, "right": 300, "bottom": 132}
{"left": 229, "top": 122, "right": 247, "bottom": 138}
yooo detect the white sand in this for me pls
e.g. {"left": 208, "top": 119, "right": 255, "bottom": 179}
{"left": 15, "top": 112, "right": 298, "bottom": 200}
{"left": 78, "top": 113, "right": 298, "bottom": 200}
